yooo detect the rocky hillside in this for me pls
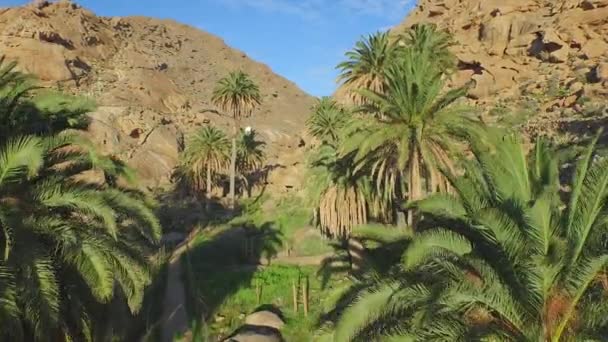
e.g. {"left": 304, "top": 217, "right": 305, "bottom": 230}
{"left": 397, "top": 0, "right": 608, "bottom": 141}
{"left": 0, "top": 0, "right": 314, "bottom": 189}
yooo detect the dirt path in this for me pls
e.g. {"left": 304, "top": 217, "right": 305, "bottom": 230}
{"left": 160, "top": 230, "right": 200, "bottom": 342}
{"left": 266, "top": 253, "right": 332, "bottom": 266}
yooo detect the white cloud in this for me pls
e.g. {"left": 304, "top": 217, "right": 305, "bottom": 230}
{"left": 216, "top": 0, "right": 416, "bottom": 21}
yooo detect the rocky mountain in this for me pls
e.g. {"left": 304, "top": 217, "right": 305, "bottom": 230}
{"left": 0, "top": 0, "right": 314, "bottom": 189}
{"left": 396, "top": 0, "right": 608, "bottom": 140}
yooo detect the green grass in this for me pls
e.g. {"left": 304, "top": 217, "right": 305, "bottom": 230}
{"left": 293, "top": 234, "right": 334, "bottom": 256}
{"left": 184, "top": 261, "right": 328, "bottom": 341}
{"left": 228, "top": 194, "right": 331, "bottom": 257}
{"left": 178, "top": 193, "right": 339, "bottom": 340}
{"left": 274, "top": 195, "right": 311, "bottom": 241}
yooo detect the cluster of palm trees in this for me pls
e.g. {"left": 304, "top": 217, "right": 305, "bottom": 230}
{"left": 0, "top": 59, "right": 161, "bottom": 340}
{"left": 308, "top": 24, "right": 476, "bottom": 237}
{"left": 310, "top": 25, "right": 608, "bottom": 340}
{"left": 177, "top": 71, "right": 266, "bottom": 210}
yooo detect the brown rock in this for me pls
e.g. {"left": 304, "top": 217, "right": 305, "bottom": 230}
{"left": 569, "top": 81, "right": 584, "bottom": 94}
{"left": 563, "top": 94, "right": 579, "bottom": 107}
{"left": 244, "top": 311, "right": 285, "bottom": 330}
{"left": 480, "top": 15, "right": 513, "bottom": 56}
{"left": 581, "top": 38, "right": 608, "bottom": 59}
{"left": 129, "top": 126, "right": 180, "bottom": 187}
{"left": 595, "top": 63, "right": 608, "bottom": 85}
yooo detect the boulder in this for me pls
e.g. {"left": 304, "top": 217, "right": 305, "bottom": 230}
{"left": 129, "top": 125, "right": 181, "bottom": 187}
{"left": 594, "top": 63, "right": 608, "bottom": 85}
{"left": 581, "top": 38, "right": 608, "bottom": 59}
{"left": 569, "top": 81, "right": 584, "bottom": 94}
{"left": 86, "top": 107, "right": 130, "bottom": 155}
{"left": 480, "top": 15, "right": 512, "bottom": 56}
{"left": 244, "top": 311, "right": 285, "bottom": 330}
{"left": 224, "top": 325, "right": 283, "bottom": 342}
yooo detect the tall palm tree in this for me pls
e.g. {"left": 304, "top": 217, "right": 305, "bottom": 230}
{"left": 236, "top": 128, "right": 266, "bottom": 197}
{"left": 340, "top": 49, "right": 476, "bottom": 228}
{"left": 324, "top": 131, "right": 608, "bottom": 341}
{"left": 181, "top": 125, "right": 230, "bottom": 210}
{"left": 237, "top": 128, "right": 265, "bottom": 174}
{"left": 336, "top": 31, "right": 402, "bottom": 105}
{"left": 0, "top": 134, "right": 161, "bottom": 341}
{"left": 211, "top": 71, "right": 261, "bottom": 209}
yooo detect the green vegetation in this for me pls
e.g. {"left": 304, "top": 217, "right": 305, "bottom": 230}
{"left": 178, "top": 125, "right": 230, "bottom": 210}
{"left": 180, "top": 218, "right": 338, "bottom": 341}
{"left": 0, "top": 58, "right": 162, "bottom": 341}
{"left": 312, "top": 23, "right": 608, "bottom": 342}
{"left": 3, "top": 15, "right": 608, "bottom": 342}
{"left": 193, "top": 264, "right": 324, "bottom": 340}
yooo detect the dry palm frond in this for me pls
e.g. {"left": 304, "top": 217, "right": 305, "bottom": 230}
{"left": 318, "top": 184, "right": 367, "bottom": 238}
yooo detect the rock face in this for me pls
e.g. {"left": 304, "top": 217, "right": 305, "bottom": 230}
{"left": 395, "top": 0, "right": 608, "bottom": 138}
{"left": 0, "top": 0, "right": 314, "bottom": 189}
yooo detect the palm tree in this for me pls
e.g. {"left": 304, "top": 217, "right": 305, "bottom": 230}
{"left": 306, "top": 99, "right": 393, "bottom": 238}
{"left": 402, "top": 23, "right": 456, "bottom": 73}
{"left": 0, "top": 134, "right": 162, "bottom": 341}
{"left": 236, "top": 128, "right": 265, "bottom": 196}
{"left": 181, "top": 125, "right": 230, "bottom": 210}
{"left": 305, "top": 96, "right": 382, "bottom": 238}
{"left": 340, "top": 49, "right": 476, "bottom": 228}
{"left": 0, "top": 57, "right": 93, "bottom": 139}
{"left": 307, "top": 97, "right": 351, "bottom": 145}
{"left": 324, "top": 131, "right": 608, "bottom": 341}
{"left": 211, "top": 71, "right": 261, "bottom": 209}
{"left": 406, "top": 131, "right": 608, "bottom": 341}
{"left": 336, "top": 31, "right": 402, "bottom": 105}
{"left": 307, "top": 144, "right": 369, "bottom": 238}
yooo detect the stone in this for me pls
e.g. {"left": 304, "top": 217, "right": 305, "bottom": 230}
{"left": 541, "top": 29, "right": 570, "bottom": 63}
{"left": 569, "top": 81, "right": 584, "bottom": 94}
{"left": 479, "top": 15, "right": 512, "bottom": 56}
{"left": 563, "top": 94, "right": 579, "bottom": 107}
{"left": 581, "top": 38, "right": 608, "bottom": 59}
{"left": 594, "top": 63, "right": 608, "bottom": 83}
{"left": 224, "top": 325, "right": 283, "bottom": 342}
{"left": 244, "top": 311, "right": 285, "bottom": 330}
{"left": 129, "top": 126, "right": 180, "bottom": 187}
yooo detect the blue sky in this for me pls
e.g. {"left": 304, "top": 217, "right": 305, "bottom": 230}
{"left": 3, "top": 0, "right": 417, "bottom": 96}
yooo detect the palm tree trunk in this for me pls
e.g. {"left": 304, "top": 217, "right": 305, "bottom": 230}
{"left": 407, "top": 149, "right": 422, "bottom": 229}
{"left": 347, "top": 237, "right": 366, "bottom": 273}
{"left": 229, "top": 122, "right": 238, "bottom": 210}
{"left": 206, "top": 163, "right": 212, "bottom": 212}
